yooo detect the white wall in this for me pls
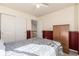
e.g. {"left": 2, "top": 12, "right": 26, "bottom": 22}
{"left": 38, "top": 6, "right": 77, "bottom": 38}
{"left": 78, "top": 4, "right": 79, "bottom": 31}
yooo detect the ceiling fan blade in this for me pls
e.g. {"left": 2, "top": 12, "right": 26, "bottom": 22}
{"left": 40, "top": 3, "right": 49, "bottom": 7}
{"left": 32, "top": 3, "right": 48, "bottom": 8}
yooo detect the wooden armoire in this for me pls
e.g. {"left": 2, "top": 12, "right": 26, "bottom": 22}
{"left": 53, "top": 24, "right": 69, "bottom": 54}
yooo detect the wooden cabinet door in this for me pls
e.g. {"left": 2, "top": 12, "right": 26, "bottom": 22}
{"left": 53, "top": 25, "right": 69, "bottom": 53}
{"left": 53, "top": 26, "right": 61, "bottom": 42}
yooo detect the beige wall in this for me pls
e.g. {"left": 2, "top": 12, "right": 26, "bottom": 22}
{"left": 37, "top": 5, "right": 79, "bottom": 38}
{"left": 39, "top": 6, "right": 75, "bottom": 31}
{"left": 74, "top": 4, "right": 78, "bottom": 31}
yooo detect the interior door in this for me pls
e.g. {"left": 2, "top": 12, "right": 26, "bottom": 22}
{"left": 15, "top": 17, "right": 26, "bottom": 41}
{"left": 31, "top": 20, "right": 37, "bottom": 38}
{"left": 53, "top": 24, "right": 69, "bottom": 53}
{"left": 1, "top": 14, "right": 16, "bottom": 43}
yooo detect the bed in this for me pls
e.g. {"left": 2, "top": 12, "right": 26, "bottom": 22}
{"left": 0, "top": 40, "right": 5, "bottom": 56}
{"left": 5, "top": 38, "right": 63, "bottom": 56}
{"left": 6, "top": 44, "right": 56, "bottom": 56}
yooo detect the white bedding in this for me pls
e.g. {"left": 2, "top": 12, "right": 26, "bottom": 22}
{"left": 6, "top": 51, "right": 30, "bottom": 56}
{"left": 0, "top": 40, "right": 5, "bottom": 56}
{"left": 0, "top": 50, "right": 5, "bottom": 56}
{"left": 14, "top": 44, "right": 56, "bottom": 56}
{"left": 5, "top": 38, "right": 63, "bottom": 56}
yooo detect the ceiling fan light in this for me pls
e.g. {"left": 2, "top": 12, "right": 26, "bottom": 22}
{"left": 36, "top": 4, "right": 40, "bottom": 8}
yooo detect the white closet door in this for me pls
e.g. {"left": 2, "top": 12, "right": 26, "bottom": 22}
{"left": 1, "top": 14, "right": 16, "bottom": 43}
{"left": 15, "top": 17, "right": 26, "bottom": 41}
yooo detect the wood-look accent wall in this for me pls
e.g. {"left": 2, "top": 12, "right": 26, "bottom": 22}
{"left": 43, "top": 31, "right": 53, "bottom": 40}
{"left": 78, "top": 32, "right": 79, "bottom": 54}
{"left": 27, "top": 30, "right": 31, "bottom": 39}
{"left": 69, "top": 31, "right": 78, "bottom": 51}
{"left": 42, "top": 31, "right": 78, "bottom": 52}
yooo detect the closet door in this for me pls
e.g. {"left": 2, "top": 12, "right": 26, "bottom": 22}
{"left": 1, "top": 14, "right": 16, "bottom": 43}
{"left": 15, "top": 17, "right": 26, "bottom": 41}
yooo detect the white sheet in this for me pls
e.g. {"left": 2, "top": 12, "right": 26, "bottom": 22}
{"left": 15, "top": 44, "right": 56, "bottom": 56}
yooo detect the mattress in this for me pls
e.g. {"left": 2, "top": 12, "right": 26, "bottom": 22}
{"left": 6, "top": 44, "right": 56, "bottom": 56}
{"left": 5, "top": 38, "right": 63, "bottom": 56}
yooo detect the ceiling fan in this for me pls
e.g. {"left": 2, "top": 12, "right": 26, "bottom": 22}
{"left": 33, "top": 3, "right": 49, "bottom": 8}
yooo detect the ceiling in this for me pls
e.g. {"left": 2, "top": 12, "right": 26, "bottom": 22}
{"left": 0, "top": 3, "right": 73, "bottom": 17}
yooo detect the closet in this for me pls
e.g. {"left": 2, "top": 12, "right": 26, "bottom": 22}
{"left": 53, "top": 24, "right": 69, "bottom": 53}
{"left": 31, "top": 20, "right": 37, "bottom": 38}
{"left": 1, "top": 14, "right": 16, "bottom": 43}
{"left": 1, "top": 14, "right": 26, "bottom": 43}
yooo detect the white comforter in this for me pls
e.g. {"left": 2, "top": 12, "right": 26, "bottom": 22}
{"left": 14, "top": 44, "right": 56, "bottom": 56}
{"left": 0, "top": 49, "right": 5, "bottom": 56}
